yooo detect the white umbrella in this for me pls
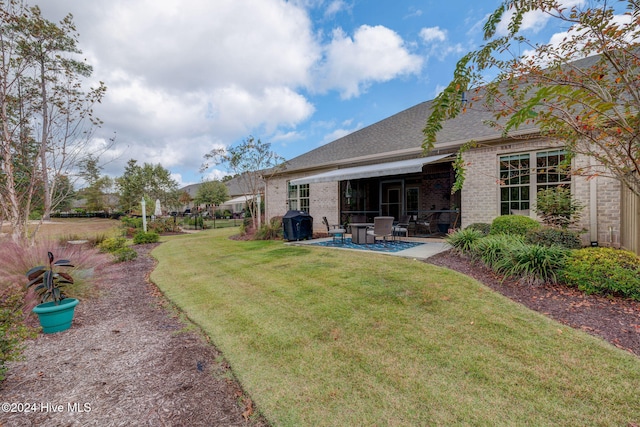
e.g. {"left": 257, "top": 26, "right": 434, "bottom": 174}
{"left": 154, "top": 199, "right": 162, "bottom": 216}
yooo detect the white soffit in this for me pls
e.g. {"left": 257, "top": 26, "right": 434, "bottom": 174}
{"left": 289, "top": 154, "right": 452, "bottom": 185}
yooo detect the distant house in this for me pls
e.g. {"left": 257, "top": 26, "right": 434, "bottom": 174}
{"left": 265, "top": 97, "right": 638, "bottom": 253}
{"left": 179, "top": 175, "right": 264, "bottom": 216}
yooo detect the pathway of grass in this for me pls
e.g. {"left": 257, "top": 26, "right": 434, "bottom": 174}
{"left": 151, "top": 229, "right": 640, "bottom": 426}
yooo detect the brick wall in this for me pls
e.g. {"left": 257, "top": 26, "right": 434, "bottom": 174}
{"left": 461, "top": 140, "right": 622, "bottom": 247}
{"left": 265, "top": 175, "right": 340, "bottom": 234}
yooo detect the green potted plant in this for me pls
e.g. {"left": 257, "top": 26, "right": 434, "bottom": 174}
{"left": 26, "top": 252, "right": 79, "bottom": 334}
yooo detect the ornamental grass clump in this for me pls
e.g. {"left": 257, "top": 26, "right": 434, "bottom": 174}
{"left": 559, "top": 247, "right": 640, "bottom": 301}
{"left": 445, "top": 228, "right": 484, "bottom": 255}
{"left": 495, "top": 243, "right": 568, "bottom": 285}
{"left": 470, "top": 234, "right": 525, "bottom": 270}
{"left": 464, "top": 222, "right": 491, "bottom": 236}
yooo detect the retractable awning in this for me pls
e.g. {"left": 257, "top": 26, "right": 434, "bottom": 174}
{"left": 221, "top": 195, "right": 255, "bottom": 205}
{"left": 289, "top": 154, "right": 452, "bottom": 185}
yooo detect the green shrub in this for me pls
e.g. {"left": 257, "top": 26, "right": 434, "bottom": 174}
{"left": 98, "top": 237, "right": 128, "bottom": 253}
{"left": 445, "top": 228, "right": 484, "bottom": 254}
{"left": 526, "top": 227, "right": 582, "bottom": 249}
{"left": 148, "top": 217, "right": 179, "bottom": 233}
{"left": 491, "top": 215, "right": 540, "bottom": 236}
{"left": 133, "top": 230, "right": 159, "bottom": 244}
{"left": 534, "top": 186, "right": 584, "bottom": 229}
{"left": 1, "top": 293, "right": 37, "bottom": 382}
{"left": 465, "top": 223, "right": 491, "bottom": 236}
{"left": 254, "top": 216, "right": 283, "bottom": 240}
{"left": 112, "top": 247, "right": 138, "bottom": 263}
{"left": 495, "top": 243, "right": 568, "bottom": 285}
{"left": 559, "top": 247, "right": 640, "bottom": 300}
{"left": 121, "top": 216, "right": 143, "bottom": 229}
{"left": 471, "top": 234, "right": 525, "bottom": 269}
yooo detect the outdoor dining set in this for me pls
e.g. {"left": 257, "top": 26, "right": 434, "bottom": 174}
{"left": 322, "top": 211, "right": 459, "bottom": 245}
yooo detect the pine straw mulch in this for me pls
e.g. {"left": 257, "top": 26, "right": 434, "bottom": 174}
{"left": 427, "top": 250, "right": 640, "bottom": 357}
{"left": 2, "top": 243, "right": 268, "bottom": 427}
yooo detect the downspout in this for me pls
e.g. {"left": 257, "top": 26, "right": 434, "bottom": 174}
{"left": 589, "top": 157, "right": 598, "bottom": 246}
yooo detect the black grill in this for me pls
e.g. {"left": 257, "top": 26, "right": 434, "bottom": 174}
{"left": 282, "top": 210, "right": 313, "bottom": 241}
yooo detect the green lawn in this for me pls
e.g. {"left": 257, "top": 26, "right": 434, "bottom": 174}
{"left": 151, "top": 228, "right": 640, "bottom": 426}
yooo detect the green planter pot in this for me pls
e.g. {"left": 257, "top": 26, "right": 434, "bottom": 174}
{"left": 32, "top": 298, "right": 79, "bottom": 334}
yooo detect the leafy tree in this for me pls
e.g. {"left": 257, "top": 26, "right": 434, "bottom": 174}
{"left": 202, "top": 136, "right": 285, "bottom": 229}
{"left": 116, "top": 159, "right": 144, "bottom": 213}
{"left": 423, "top": 0, "right": 640, "bottom": 196}
{"left": 78, "top": 155, "right": 112, "bottom": 212}
{"left": 194, "top": 180, "right": 229, "bottom": 215}
{"left": 115, "top": 159, "right": 179, "bottom": 213}
{"left": 0, "top": 2, "right": 106, "bottom": 241}
{"left": 178, "top": 190, "right": 192, "bottom": 208}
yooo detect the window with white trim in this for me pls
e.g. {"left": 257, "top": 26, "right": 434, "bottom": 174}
{"left": 287, "top": 182, "right": 309, "bottom": 213}
{"left": 499, "top": 150, "right": 570, "bottom": 215}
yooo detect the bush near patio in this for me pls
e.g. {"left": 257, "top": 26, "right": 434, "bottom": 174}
{"left": 494, "top": 243, "right": 568, "bottom": 285}
{"left": 469, "top": 234, "right": 525, "bottom": 270}
{"left": 254, "top": 216, "right": 283, "bottom": 240}
{"left": 448, "top": 228, "right": 568, "bottom": 285}
{"left": 446, "top": 227, "right": 484, "bottom": 254}
{"left": 448, "top": 224, "right": 640, "bottom": 297}
{"left": 525, "top": 227, "right": 583, "bottom": 249}
{"left": 490, "top": 215, "right": 540, "bottom": 236}
{"left": 465, "top": 222, "right": 491, "bottom": 235}
{"left": 559, "top": 247, "right": 640, "bottom": 301}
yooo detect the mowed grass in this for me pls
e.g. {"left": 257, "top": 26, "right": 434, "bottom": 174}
{"left": 151, "top": 228, "right": 640, "bottom": 426}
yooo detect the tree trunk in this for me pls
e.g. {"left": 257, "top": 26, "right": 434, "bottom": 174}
{"left": 39, "top": 60, "right": 51, "bottom": 221}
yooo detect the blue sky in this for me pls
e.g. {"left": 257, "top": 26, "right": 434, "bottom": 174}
{"left": 37, "top": 0, "right": 596, "bottom": 187}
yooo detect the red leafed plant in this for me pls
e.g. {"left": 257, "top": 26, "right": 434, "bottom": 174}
{"left": 26, "top": 252, "right": 74, "bottom": 305}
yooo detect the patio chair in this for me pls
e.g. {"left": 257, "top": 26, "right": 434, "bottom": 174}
{"left": 393, "top": 215, "right": 411, "bottom": 239}
{"left": 322, "top": 216, "right": 346, "bottom": 243}
{"left": 414, "top": 212, "right": 442, "bottom": 235}
{"left": 366, "top": 216, "right": 394, "bottom": 244}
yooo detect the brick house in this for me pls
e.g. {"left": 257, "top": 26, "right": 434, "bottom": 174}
{"left": 265, "top": 98, "right": 637, "bottom": 252}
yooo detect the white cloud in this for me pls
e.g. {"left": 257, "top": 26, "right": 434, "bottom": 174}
{"left": 37, "top": 0, "right": 427, "bottom": 184}
{"left": 520, "top": 10, "right": 635, "bottom": 66}
{"left": 420, "top": 27, "right": 447, "bottom": 43}
{"left": 419, "top": 26, "right": 465, "bottom": 61}
{"left": 318, "top": 25, "right": 423, "bottom": 98}
{"left": 324, "top": 0, "right": 351, "bottom": 18}
{"left": 495, "top": 0, "right": 586, "bottom": 36}
{"left": 320, "top": 121, "right": 362, "bottom": 145}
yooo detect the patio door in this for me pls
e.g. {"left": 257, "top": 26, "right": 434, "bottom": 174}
{"left": 381, "top": 180, "right": 402, "bottom": 219}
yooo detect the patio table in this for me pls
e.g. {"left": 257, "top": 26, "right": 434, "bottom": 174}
{"left": 350, "top": 223, "right": 374, "bottom": 244}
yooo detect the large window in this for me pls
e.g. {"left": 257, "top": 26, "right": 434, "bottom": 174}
{"left": 406, "top": 187, "right": 419, "bottom": 214}
{"left": 287, "top": 182, "right": 309, "bottom": 212}
{"left": 499, "top": 150, "right": 570, "bottom": 215}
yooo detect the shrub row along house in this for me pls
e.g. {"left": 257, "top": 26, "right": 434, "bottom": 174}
{"left": 264, "top": 83, "right": 639, "bottom": 254}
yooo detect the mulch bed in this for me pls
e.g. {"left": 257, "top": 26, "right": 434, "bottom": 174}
{"left": 2, "top": 244, "right": 268, "bottom": 427}
{"left": 427, "top": 250, "right": 640, "bottom": 356}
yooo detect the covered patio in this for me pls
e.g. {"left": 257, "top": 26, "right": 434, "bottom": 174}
{"left": 290, "top": 154, "right": 461, "bottom": 236}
